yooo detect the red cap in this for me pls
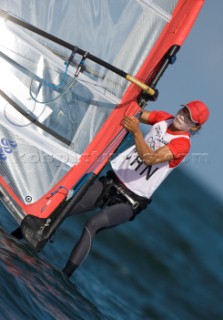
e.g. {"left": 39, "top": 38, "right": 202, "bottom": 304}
{"left": 183, "top": 100, "right": 209, "bottom": 125}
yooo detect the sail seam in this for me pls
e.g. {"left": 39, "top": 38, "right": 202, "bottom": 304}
{"left": 136, "top": 0, "right": 172, "bottom": 22}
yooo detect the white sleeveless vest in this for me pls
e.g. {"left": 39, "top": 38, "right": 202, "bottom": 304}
{"left": 111, "top": 119, "right": 189, "bottom": 199}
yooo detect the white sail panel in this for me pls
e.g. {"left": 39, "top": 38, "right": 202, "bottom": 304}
{"left": 0, "top": 0, "right": 180, "bottom": 99}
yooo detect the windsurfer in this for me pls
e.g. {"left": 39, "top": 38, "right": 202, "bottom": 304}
{"left": 63, "top": 100, "right": 209, "bottom": 277}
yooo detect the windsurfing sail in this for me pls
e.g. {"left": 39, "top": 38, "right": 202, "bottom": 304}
{"left": 0, "top": 0, "right": 205, "bottom": 250}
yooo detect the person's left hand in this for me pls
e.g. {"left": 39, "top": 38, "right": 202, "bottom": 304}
{"left": 122, "top": 116, "right": 140, "bottom": 134}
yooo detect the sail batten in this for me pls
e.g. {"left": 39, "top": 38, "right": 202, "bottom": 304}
{"left": 136, "top": 0, "right": 172, "bottom": 22}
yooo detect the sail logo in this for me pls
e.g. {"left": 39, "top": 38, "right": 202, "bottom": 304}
{"left": 0, "top": 138, "right": 17, "bottom": 161}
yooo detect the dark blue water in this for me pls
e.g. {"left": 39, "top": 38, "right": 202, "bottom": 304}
{"left": 0, "top": 168, "right": 223, "bottom": 320}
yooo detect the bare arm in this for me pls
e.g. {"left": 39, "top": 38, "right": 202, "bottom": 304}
{"left": 122, "top": 116, "right": 174, "bottom": 165}
{"left": 139, "top": 110, "right": 151, "bottom": 124}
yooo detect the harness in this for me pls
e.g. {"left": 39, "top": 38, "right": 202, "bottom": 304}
{"left": 96, "top": 171, "right": 151, "bottom": 218}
